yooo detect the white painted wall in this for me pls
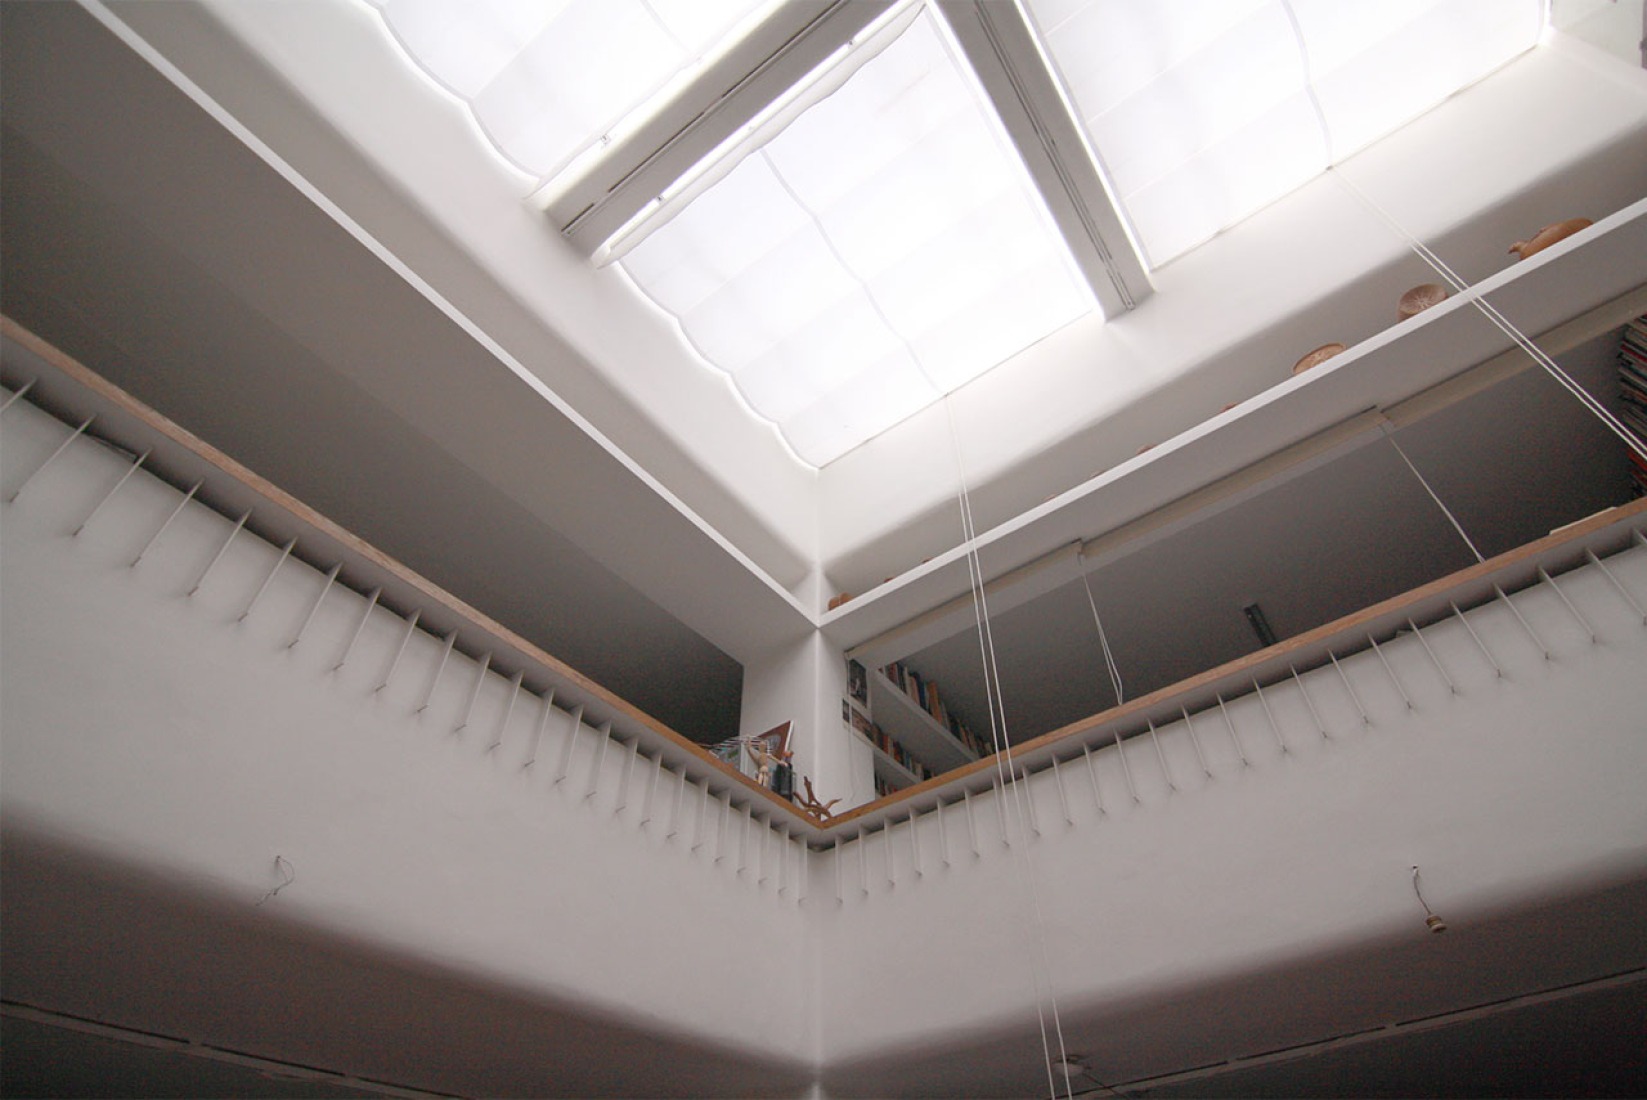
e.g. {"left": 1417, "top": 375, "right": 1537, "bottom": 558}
{"left": 810, "top": 539, "right": 1647, "bottom": 1063}
{"left": 6, "top": 391, "right": 1647, "bottom": 1077}
{"left": 0, "top": 399, "right": 813, "bottom": 1066}
{"left": 740, "top": 633, "right": 873, "bottom": 815}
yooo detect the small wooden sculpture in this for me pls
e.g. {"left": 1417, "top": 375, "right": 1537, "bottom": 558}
{"left": 1509, "top": 218, "right": 1591, "bottom": 260}
{"left": 798, "top": 776, "right": 841, "bottom": 823}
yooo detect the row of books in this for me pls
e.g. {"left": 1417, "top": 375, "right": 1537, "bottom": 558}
{"left": 881, "top": 660, "right": 990, "bottom": 759}
{"left": 1621, "top": 315, "right": 1647, "bottom": 497}
{"left": 864, "top": 720, "right": 933, "bottom": 783}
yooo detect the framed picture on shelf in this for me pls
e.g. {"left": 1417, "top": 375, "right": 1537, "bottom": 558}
{"left": 847, "top": 658, "right": 868, "bottom": 706}
{"left": 752, "top": 720, "right": 791, "bottom": 761}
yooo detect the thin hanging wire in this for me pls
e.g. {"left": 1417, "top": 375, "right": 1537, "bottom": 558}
{"left": 1078, "top": 560, "right": 1125, "bottom": 705}
{"left": 944, "top": 403, "right": 1076, "bottom": 1100}
{"left": 1379, "top": 422, "right": 1487, "bottom": 565}
{"left": 1333, "top": 171, "right": 1647, "bottom": 465}
{"left": 1276, "top": 3, "right": 1645, "bottom": 465}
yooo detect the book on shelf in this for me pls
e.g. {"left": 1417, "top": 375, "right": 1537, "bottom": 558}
{"left": 1623, "top": 316, "right": 1647, "bottom": 498}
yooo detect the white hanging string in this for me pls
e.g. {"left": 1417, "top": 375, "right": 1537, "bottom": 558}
{"left": 1078, "top": 560, "right": 1125, "bottom": 705}
{"left": 1333, "top": 171, "right": 1647, "bottom": 464}
{"left": 943, "top": 403, "right": 1076, "bottom": 1100}
{"left": 1378, "top": 423, "right": 1487, "bottom": 565}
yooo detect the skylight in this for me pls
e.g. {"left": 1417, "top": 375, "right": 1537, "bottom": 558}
{"left": 618, "top": 6, "right": 1094, "bottom": 466}
{"left": 1023, "top": 0, "right": 1544, "bottom": 266}
{"left": 365, "top": 0, "right": 769, "bottom": 184}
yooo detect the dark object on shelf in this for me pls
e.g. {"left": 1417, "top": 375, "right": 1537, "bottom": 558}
{"left": 1509, "top": 217, "right": 1592, "bottom": 260}
{"left": 1243, "top": 602, "right": 1278, "bottom": 648}
{"left": 1398, "top": 283, "right": 1449, "bottom": 320}
{"left": 1293, "top": 342, "right": 1346, "bottom": 375}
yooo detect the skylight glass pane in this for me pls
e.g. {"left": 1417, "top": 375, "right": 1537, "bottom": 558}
{"left": 1025, "top": 0, "right": 1542, "bottom": 267}
{"left": 621, "top": 8, "right": 1093, "bottom": 466}
{"left": 368, "top": 0, "right": 767, "bottom": 182}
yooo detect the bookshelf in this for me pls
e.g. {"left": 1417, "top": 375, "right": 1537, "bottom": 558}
{"left": 868, "top": 665, "right": 981, "bottom": 776}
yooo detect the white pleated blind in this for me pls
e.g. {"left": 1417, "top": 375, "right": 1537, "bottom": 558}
{"left": 367, "top": 0, "right": 766, "bottom": 182}
{"left": 620, "top": 9, "right": 1093, "bottom": 466}
{"left": 1025, "top": 0, "right": 1543, "bottom": 266}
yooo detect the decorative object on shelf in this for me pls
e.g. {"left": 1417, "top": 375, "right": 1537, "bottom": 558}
{"left": 828, "top": 591, "right": 853, "bottom": 611}
{"left": 1292, "top": 342, "right": 1346, "bottom": 375}
{"left": 798, "top": 776, "right": 840, "bottom": 822}
{"left": 748, "top": 721, "right": 793, "bottom": 794}
{"left": 847, "top": 659, "right": 868, "bottom": 706}
{"left": 1509, "top": 217, "right": 1592, "bottom": 260}
{"left": 1397, "top": 283, "right": 1448, "bottom": 320}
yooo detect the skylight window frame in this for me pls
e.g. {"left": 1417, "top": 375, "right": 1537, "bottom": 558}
{"left": 540, "top": 0, "right": 1153, "bottom": 318}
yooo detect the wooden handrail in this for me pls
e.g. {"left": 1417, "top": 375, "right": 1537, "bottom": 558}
{"left": 824, "top": 494, "right": 1647, "bottom": 829}
{"left": 9, "top": 312, "right": 1643, "bottom": 841}
{"left": 0, "top": 315, "right": 813, "bottom": 826}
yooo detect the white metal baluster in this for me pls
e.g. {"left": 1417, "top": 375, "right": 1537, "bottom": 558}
{"left": 1114, "top": 731, "right": 1141, "bottom": 804}
{"left": 489, "top": 670, "right": 525, "bottom": 754}
{"left": 1146, "top": 720, "right": 1177, "bottom": 791}
{"left": 1050, "top": 755, "right": 1073, "bottom": 825}
{"left": 1495, "top": 584, "right": 1550, "bottom": 660}
{"left": 1216, "top": 694, "right": 1251, "bottom": 766}
{"left": 239, "top": 537, "right": 296, "bottom": 624}
{"left": 908, "top": 809, "right": 922, "bottom": 879}
{"left": 132, "top": 479, "right": 202, "bottom": 568}
{"left": 454, "top": 652, "right": 492, "bottom": 734}
{"left": 375, "top": 609, "right": 420, "bottom": 691}
{"left": 857, "top": 827, "right": 869, "bottom": 897}
{"left": 7, "top": 415, "right": 93, "bottom": 503}
{"left": 832, "top": 839, "right": 844, "bottom": 905}
{"left": 759, "top": 823, "right": 772, "bottom": 886}
{"left": 1367, "top": 633, "right": 1414, "bottom": 709}
{"left": 1406, "top": 618, "right": 1456, "bottom": 694}
{"left": 286, "top": 561, "right": 340, "bottom": 649}
{"left": 963, "top": 788, "right": 981, "bottom": 858}
{"left": 639, "top": 752, "right": 662, "bottom": 827}
{"left": 415, "top": 628, "right": 456, "bottom": 710}
{"left": 883, "top": 825, "right": 896, "bottom": 890}
{"left": 1449, "top": 602, "right": 1501, "bottom": 677}
{"left": 994, "top": 775, "right": 1013, "bottom": 848}
{"left": 666, "top": 768, "right": 688, "bottom": 839}
{"left": 1081, "top": 745, "right": 1107, "bottom": 816}
{"left": 188, "top": 510, "right": 250, "bottom": 597}
{"left": 691, "top": 781, "right": 711, "bottom": 853}
{"left": 583, "top": 720, "right": 613, "bottom": 800}
{"left": 614, "top": 738, "right": 639, "bottom": 812}
{"left": 0, "top": 377, "right": 36, "bottom": 413}
{"left": 1585, "top": 549, "right": 1645, "bottom": 624}
{"left": 1251, "top": 680, "right": 1288, "bottom": 754}
{"left": 736, "top": 804, "right": 752, "bottom": 875}
{"left": 935, "top": 799, "right": 951, "bottom": 867}
{"left": 1021, "top": 769, "right": 1041, "bottom": 838}
{"left": 553, "top": 704, "right": 585, "bottom": 786}
{"left": 73, "top": 448, "right": 149, "bottom": 537}
{"left": 1289, "top": 665, "right": 1330, "bottom": 740}
{"left": 1181, "top": 706, "right": 1213, "bottom": 779}
{"left": 333, "top": 587, "right": 382, "bottom": 673}
{"left": 1539, "top": 567, "right": 1596, "bottom": 643}
{"left": 1327, "top": 651, "right": 1370, "bottom": 724}
{"left": 521, "top": 689, "right": 555, "bottom": 771}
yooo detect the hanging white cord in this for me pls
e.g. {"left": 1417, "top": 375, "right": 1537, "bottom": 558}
{"left": 1276, "top": 2, "right": 1645, "bottom": 464}
{"left": 944, "top": 404, "right": 1077, "bottom": 1100}
{"left": 1378, "top": 423, "right": 1487, "bottom": 565}
{"left": 1078, "top": 561, "right": 1126, "bottom": 705}
{"left": 1333, "top": 171, "right": 1647, "bottom": 464}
